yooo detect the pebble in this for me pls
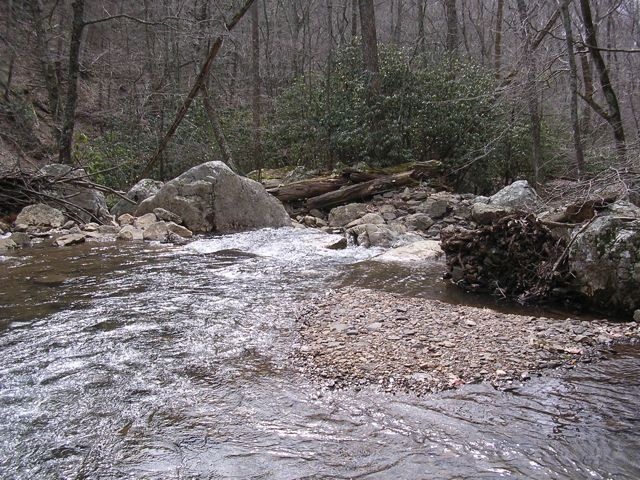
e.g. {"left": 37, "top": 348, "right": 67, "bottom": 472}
{"left": 295, "top": 287, "right": 640, "bottom": 396}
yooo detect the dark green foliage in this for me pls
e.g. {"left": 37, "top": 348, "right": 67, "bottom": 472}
{"left": 265, "top": 43, "right": 542, "bottom": 193}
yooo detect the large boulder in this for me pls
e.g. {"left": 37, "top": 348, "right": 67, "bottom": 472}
{"left": 110, "top": 178, "right": 164, "bottom": 218}
{"left": 568, "top": 202, "right": 640, "bottom": 313}
{"left": 39, "top": 164, "right": 109, "bottom": 222}
{"left": 135, "top": 161, "right": 291, "bottom": 233}
{"left": 489, "top": 180, "right": 540, "bottom": 211}
{"left": 15, "top": 204, "right": 65, "bottom": 229}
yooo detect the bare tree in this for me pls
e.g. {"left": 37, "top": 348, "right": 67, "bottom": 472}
{"left": 358, "top": 0, "right": 380, "bottom": 91}
{"left": 58, "top": 0, "right": 86, "bottom": 164}
{"left": 578, "top": 0, "right": 626, "bottom": 157}
{"left": 494, "top": 0, "right": 504, "bottom": 77}
{"left": 251, "top": 0, "right": 263, "bottom": 175}
{"left": 560, "top": 0, "right": 585, "bottom": 174}
{"left": 516, "top": 0, "right": 542, "bottom": 186}
{"left": 444, "top": 0, "right": 459, "bottom": 56}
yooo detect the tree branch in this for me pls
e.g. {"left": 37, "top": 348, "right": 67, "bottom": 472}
{"left": 83, "top": 14, "right": 178, "bottom": 27}
{"left": 578, "top": 91, "right": 611, "bottom": 121}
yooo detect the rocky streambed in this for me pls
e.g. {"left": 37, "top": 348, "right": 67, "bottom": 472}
{"left": 295, "top": 287, "right": 640, "bottom": 396}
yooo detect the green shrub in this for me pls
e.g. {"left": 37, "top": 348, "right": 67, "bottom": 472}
{"left": 264, "top": 43, "right": 534, "bottom": 192}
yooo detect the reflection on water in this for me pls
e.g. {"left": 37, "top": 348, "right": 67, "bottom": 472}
{"left": 0, "top": 228, "right": 638, "bottom": 479}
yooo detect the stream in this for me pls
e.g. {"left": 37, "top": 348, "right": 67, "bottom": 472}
{"left": 0, "top": 228, "right": 639, "bottom": 479}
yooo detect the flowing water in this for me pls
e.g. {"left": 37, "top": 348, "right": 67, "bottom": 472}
{"left": 0, "top": 228, "right": 638, "bottom": 479}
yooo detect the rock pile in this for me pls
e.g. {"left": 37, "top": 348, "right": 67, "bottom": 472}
{"left": 293, "top": 187, "right": 481, "bottom": 248}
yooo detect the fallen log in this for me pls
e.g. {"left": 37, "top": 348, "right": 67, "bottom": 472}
{"left": 267, "top": 176, "right": 349, "bottom": 203}
{"left": 306, "top": 171, "right": 418, "bottom": 210}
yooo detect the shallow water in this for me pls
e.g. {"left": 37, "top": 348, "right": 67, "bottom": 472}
{"left": 0, "top": 228, "right": 638, "bottom": 479}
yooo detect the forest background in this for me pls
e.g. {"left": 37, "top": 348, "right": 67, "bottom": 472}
{"left": 0, "top": 0, "right": 638, "bottom": 195}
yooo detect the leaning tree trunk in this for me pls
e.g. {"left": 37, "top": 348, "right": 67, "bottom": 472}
{"left": 578, "top": 0, "right": 626, "bottom": 158}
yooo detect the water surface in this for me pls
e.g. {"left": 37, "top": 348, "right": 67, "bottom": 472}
{"left": 0, "top": 228, "right": 638, "bottom": 479}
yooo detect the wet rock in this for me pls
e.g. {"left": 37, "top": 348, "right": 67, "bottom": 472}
{"left": 568, "top": 202, "right": 640, "bottom": 313}
{"left": 153, "top": 207, "right": 183, "bottom": 224}
{"left": 373, "top": 240, "right": 444, "bottom": 263}
{"left": 0, "top": 221, "right": 9, "bottom": 233}
{"left": 328, "top": 203, "right": 368, "bottom": 227}
{"left": 489, "top": 180, "right": 540, "bottom": 210}
{"left": 16, "top": 204, "right": 65, "bottom": 229}
{"left": 54, "top": 233, "right": 86, "bottom": 247}
{"left": 471, "top": 203, "right": 514, "bottom": 225}
{"left": 166, "top": 222, "right": 193, "bottom": 238}
{"left": 167, "top": 232, "right": 189, "bottom": 245}
{"left": 143, "top": 221, "right": 169, "bottom": 242}
{"left": 325, "top": 237, "right": 348, "bottom": 250}
{"left": 117, "top": 214, "right": 135, "bottom": 226}
{"left": 83, "top": 223, "right": 100, "bottom": 232}
{"left": 110, "top": 178, "right": 164, "bottom": 218}
{"left": 0, "top": 238, "right": 17, "bottom": 251}
{"left": 405, "top": 213, "right": 434, "bottom": 231}
{"left": 136, "top": 161, "right": 290, "bottom": 233}
{"left": 117, "top": 225, "right": 144, "bottom": 241}
{"left": 97, "top": 225, "right": 120, "bottom": 235}
{"left": 347, "top": 224, "right": 397, "bottom": 248}
{"left": 345, "top": 213, "right": 385, "bottom": 229}
{"left": 9, "top": 232, "right": 31, "bottom": 247}
{"left": 133, "top": 213, "right": 157, "bottom": 230}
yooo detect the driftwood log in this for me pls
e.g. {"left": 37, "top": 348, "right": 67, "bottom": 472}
{"left": 306, "top": 171, "right": 419, "bottom": 210}
{"left": 267, "top": 177, "right": 350, "bottom": 203}
{"left": 267, "top": 161, "right": 443, "bottom": 210}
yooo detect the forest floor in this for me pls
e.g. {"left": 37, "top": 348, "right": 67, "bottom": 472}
{"left": 294, "top": 287, "right": 640, "bottom": 395}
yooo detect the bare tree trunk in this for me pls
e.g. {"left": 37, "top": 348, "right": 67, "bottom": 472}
{"left": 579, "top": 51, "right": 594, "bottom": 133}
{"left": 578, "top": 0, "right": 626, "bottom": 157}
{"left": 560, "top": 0, "right": 585, "bottom": 175}
{"left": 393, "top": 0, "right": 403, "bottom": 44}
{"left": 29, "top": 0, "right": 61, "bottom": 119}
{"left": 416, "top": 0, "right": 426, "bottom": 53}
{"left": 326, "top": 0, "right": 335, "bottom": 169}
{"left": 444, "top": 0, "right": 459, "bottom": 56}
{"left": 516, "top": 0, "right": 542, "bottom": 186}
{"left": 139, "top": 0, "right": 256, "bottom": 179}
{"left": 201, "top": 85, "right": 239, "bottom": 173}
{"left": 358, "top": 0, "right": 380, "bottom": 89}
{"left": 351, "top": 0, "right": 358, "bottom": 38}
{"left": 251, "top": 1, "right": 263, "bottom": 176}
{"left": 494, "top": 0, "right": 504, "bottom": 78}
{"left": 58, "top": 0, "right": 86, "bottom": 164}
